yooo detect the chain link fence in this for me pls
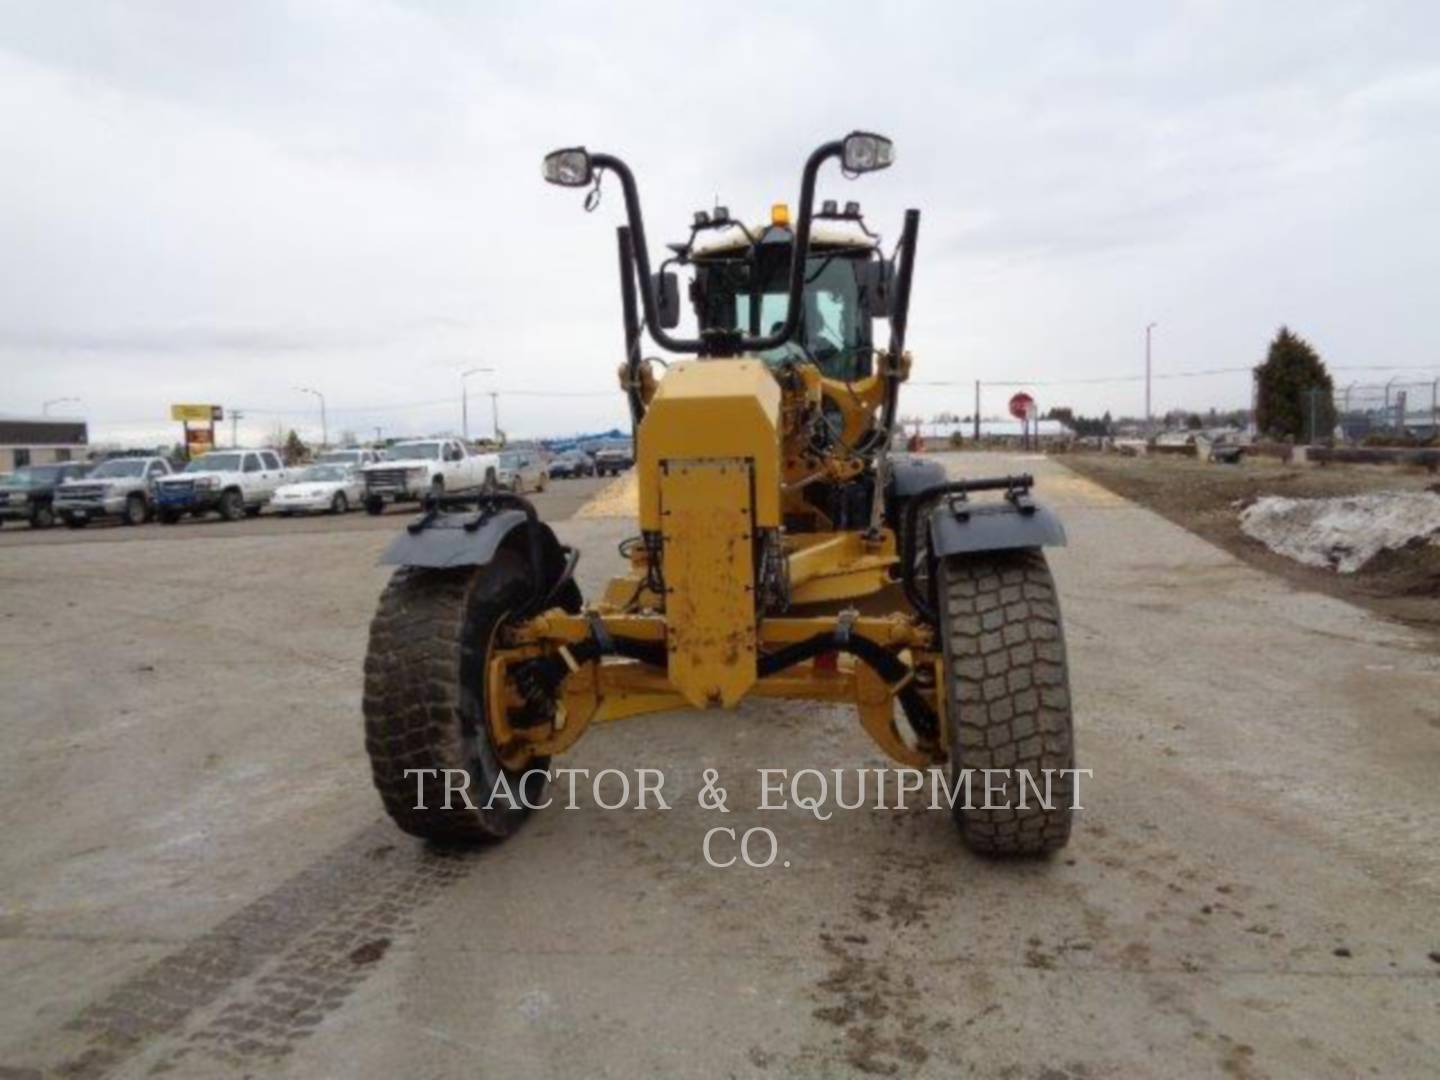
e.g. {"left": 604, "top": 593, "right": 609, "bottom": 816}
{"left": 1333, "top": 379, "right": 1439, "bottom": 442}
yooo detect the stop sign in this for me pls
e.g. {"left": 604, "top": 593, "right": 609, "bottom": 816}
{"left": 1008, "top": 392, "right": 1035, "bottom": 420}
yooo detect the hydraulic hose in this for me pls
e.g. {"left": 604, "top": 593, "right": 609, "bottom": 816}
{"left": 758, "top": 630, "right": 937, "bottom": 740}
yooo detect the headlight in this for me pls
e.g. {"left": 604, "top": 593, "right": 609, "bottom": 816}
{"left": 407, "top": 467, "right": 428, "bottom": 478}
{"left": 12, "top": 492, "right": 27, "bottom": 505}
{"left": 196, "top": 476, "right": 218, "bottom": 489}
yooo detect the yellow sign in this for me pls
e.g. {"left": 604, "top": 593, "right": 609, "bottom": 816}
{"left": 171, "top": 404, "right": 223, "bottom": 422}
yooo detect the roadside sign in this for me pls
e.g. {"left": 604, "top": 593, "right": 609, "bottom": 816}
{"left": 184, "top": 427, "right": 214, "bottom": 456}
{"left": 1008, "top": 392, "right": 1035, "bottom": 420}
{"left": 171, "top": 404, "right": 223, "bottom": 422}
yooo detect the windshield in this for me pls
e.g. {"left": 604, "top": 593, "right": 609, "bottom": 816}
{"left": 388, "top": 443, "right": 440, "bottom": 460}
{"left": 316, "top": 451, "right": 359, "bottom": 464}
{"left": 699, "top": 250, "right": 873, "bottom": 381}
{"left": 9, "top": 466, "right": 65, "bottom": 486}
{"left": 89, "top": 460, "right": 147, "bottom": 478}
{"left": 185, "top": 453, "right": 241, "bottom": 473}
{"left": 499, "top": 452, "right": 522, "bottom": 467}
{"left": 297, "top": 465, "right": 349, "bottom": 482}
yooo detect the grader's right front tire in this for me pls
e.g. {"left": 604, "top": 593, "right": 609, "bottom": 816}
{"left": 937, "top": 548, "right": 1075, "bottom": 855}
{"left": 363, "top": 550, "right": 548, "bottom": 844}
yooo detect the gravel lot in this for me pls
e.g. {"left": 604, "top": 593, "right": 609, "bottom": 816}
{"left": 1, "top": 453, "right": 1436, "bottom": 1078}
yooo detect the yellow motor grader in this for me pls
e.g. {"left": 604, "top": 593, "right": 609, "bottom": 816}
{"left": 363, "top": 132, "right": 1074, "bottom": 855}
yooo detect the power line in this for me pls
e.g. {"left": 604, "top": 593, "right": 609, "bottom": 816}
{"left": 915, "top": 362, "right": 1439, "bottom": 390}
{"left": 232, "top": 388, "right": 615, "bottom": 416}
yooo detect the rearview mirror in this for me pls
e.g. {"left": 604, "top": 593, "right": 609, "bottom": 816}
{"left": 542, "top": 147, "right": 593, "bottom": 187}
{"left": 653, "top": 271, "right": 681, "bottom": 329}
{"left": 841, "top": 132, "right": 894, "bottom": 174}
{"left": 857, "top": 259, "right": 893, "bottom": 317}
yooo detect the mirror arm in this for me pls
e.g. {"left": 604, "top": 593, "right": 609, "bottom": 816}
{"left": 740, "top": 138, "right": 843, "bottom": 353}
{"left": 591, "top": 152, "right": 704, "bottom": 352}
{"left": 616, "top": 225, "right": 647, "bottom": 433}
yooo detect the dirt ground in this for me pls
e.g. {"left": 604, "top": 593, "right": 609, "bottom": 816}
{"left": 1064, "top": 451, "right": 1440, "bottom": 631}
{"left": 1, "top": 452, "right": 1438, "bottom": 1078}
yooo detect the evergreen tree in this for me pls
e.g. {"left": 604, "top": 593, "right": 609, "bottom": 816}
{"left": 283, "top": 429, "right": 310, "bottom": 464}
{"left": 1254, "top": 326, "right": 1335, "bottom": 440}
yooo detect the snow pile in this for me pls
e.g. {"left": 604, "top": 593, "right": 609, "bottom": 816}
{"left": 1238, "top": 491, "right": 1440, "bottom": 572}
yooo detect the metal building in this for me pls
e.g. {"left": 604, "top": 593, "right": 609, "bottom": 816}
{"left": 0, "top": 417, "right": 89, "bottom": 474}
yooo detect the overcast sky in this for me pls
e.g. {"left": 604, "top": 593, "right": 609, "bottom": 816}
{"left": 2, "top": 0, "right": 1437, "bottom": 446}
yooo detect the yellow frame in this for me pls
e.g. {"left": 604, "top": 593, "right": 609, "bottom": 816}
{"left": 490, "top": 609, "right": 944, "bottom": 772}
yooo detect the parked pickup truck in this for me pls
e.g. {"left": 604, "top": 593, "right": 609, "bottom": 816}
{"left": 360, "top": 438, "right": 498, "bottom": 515}
{"left": 153, "top": 449, "right": 289, "bottom": 524}
{"left": 592, "top": 442, "right": 635, "bottom": 477}
{"left": 0, "top": 461, "right": 93, "bottom": 529}
{"left": 55, "top": 455, "right": 173, "bottom": 527}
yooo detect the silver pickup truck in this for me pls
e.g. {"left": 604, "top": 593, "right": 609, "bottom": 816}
{"left": 55, "top": 456, "right": 175, "bottom": 527}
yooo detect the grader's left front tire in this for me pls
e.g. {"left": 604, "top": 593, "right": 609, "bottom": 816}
{"left": 363, "top": 550, "right": 548, "bottom": 843}
{"left": 937, "top": 548, "right": 1075, "bottom": 856}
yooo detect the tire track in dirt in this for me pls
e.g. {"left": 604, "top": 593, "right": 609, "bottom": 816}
{"left": 14, "top": 824, "right": 480, "bottom": 1078}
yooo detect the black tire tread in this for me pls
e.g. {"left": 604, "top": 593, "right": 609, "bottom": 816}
{"left": 362, "top": 555, "right": 541, "bottom": 843}
{"left": 938, "top": 548, "right": 1074, "bottom": 855}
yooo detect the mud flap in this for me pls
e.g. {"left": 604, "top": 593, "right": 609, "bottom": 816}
{"left": 927, "top": 500, "right": 1066, "bottom": 557}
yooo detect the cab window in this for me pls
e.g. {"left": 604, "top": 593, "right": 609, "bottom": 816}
{"left": 261, "top": 452, "right": 281, "bottom": 470}
{"left": 243, "top": 453, "right": 262, "bottom": 473}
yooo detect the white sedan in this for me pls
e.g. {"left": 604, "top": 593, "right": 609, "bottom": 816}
{"left": 271, "top": 464, "right": 364, "bottom": 515}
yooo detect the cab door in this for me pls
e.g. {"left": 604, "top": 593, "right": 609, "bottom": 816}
{"left": 258, "top": 451, "right": 286, "bottom": 500}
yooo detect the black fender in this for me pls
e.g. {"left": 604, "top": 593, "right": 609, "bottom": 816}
{"left": 887, "top": 454, "right": 948, "bottom": 499}
{"left": 379, "top": 501, "right": 580, "bottom": 614}
{"left": 928, "top": 500, "right": 1066, "bottom": 557}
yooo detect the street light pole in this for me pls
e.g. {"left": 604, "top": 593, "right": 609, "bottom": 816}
{"left": 294, "top": 387, "right": 327, "bottom": 448}
{"left": 42, "top": 397, "right": 80, "bottom": 415}
{"left": 1145, "top": 322, "right": 1157, "bottom": 436}
{"left": 461, "top": 367, "right": 495, "bottom": 440}
{"left": 490, "top": 391, "right": 501, "bottom": 443}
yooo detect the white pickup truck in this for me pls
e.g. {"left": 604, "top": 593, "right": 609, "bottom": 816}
{"left": 360, "top": 438, "right": 499, "bottom": 515}
{"left": 153, "top": 449, "right": 290, "bottom": 524}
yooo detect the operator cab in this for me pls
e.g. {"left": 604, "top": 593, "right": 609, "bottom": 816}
{"left": 680, "top": 204, "right": 889, "bottom": 380}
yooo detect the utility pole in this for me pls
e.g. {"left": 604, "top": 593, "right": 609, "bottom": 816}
{"left": 973, "top": 380, "right": 981, "bottom": 441}
{"left": 1145, "top": 322, "right": 1157, "bottom": 436}
{"left": 294, "top": 387, "right": 328, "bottom": 448}
{"left": 490, "top": 391, "right": 501, "bottom": 444}
{"left": 374, "top": 426, "right": 383, "bottom": 445}
{"left": 461, "top": 367, "right": 496, "bottom": 439}
{"left": 230, "top": 409, "right": 245, "bottom": 448}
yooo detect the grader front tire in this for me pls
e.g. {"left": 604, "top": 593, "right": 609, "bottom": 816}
{"left": 937, "top": 548, "right": 1075, "bottom": 855}
{"left": 363, "top": 551, "right": 548, "bottom": 843}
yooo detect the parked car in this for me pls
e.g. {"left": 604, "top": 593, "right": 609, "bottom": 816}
{"left": 548, "top": 450, "right": 595, "bottom": 479}
{"left": 272, "top": 463, "right": 365, "bottom": 515}
{"left": 314, "top": 448, "right": 381, "bottom": 468}
{"left": 592, "top": 443, "right": 634, "bottom": 476}
{"left": 359, "top": 438, "right": 498, "bottom": 514}
{"left": 54, "top": 455, "right": 173, "bottom": 527}
{"left": 496, "top": 449, "right": 548, "bottom": 493}
{"left": 0, "top": 462, "right": 93, "bottom": 529}
{"left": 153, "top": 449, "right": 289, "bottom": 523}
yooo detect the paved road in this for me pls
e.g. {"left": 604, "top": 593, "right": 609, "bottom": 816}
{"left": 1, "top": 453, "right": 1435, "bottom": 1078}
